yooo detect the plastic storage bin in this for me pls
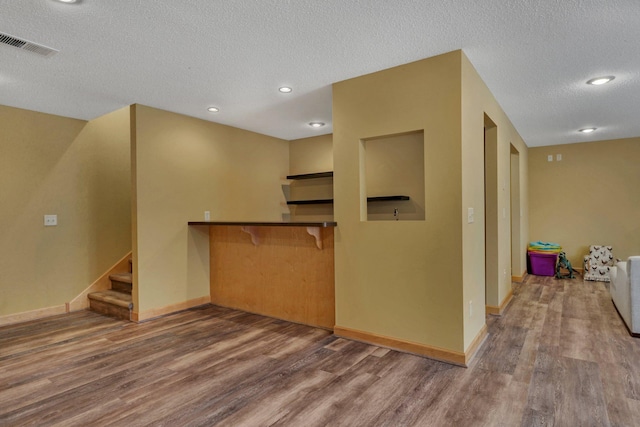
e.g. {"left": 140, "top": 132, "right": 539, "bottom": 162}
{"left": 528, "top": 251, "right": 558, "bottom": 276}
{"left": 528, "top": 241, "right": 562, "bottom": 253}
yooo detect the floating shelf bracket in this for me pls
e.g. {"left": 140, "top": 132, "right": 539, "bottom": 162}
{"left": 240, "top": 226, "right": 260, "bottom": 246}
{"left": 306, "top": 226, "right": 323, "bottom": 249}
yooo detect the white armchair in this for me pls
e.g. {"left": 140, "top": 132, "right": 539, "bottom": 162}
{"left": 609, "top": 256, "right": 640, "bottom": 336}
{"left": 583, "top": 245, "right": 616, "bottom": 282}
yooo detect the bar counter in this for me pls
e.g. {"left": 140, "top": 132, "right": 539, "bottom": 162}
{"left": 189, "top": 221, "right": 336, "bottom": 329}
{"left": 188, "top": 221, "right": 337, "bottom": 227}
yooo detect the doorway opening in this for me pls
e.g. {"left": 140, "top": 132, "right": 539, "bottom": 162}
{"left": 510, "top": 144, "right": 522, "bottom": 280}
{"left": 484, "top": 114, "right": 498, "bottom": 315}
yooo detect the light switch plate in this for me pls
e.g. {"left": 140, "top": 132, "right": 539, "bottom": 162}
{"left": 556, "top": 154, "right": 562, "bottom": 161}
{"left": 467, "top": 207, "right": 474, "bottom": 224}
{"left": 547, "top": 155, "right": 553, "bottom": 162}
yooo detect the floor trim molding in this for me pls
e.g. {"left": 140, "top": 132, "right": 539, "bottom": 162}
{"left": 465, "top": 323, "right": 489, "bottom": 364}
{"left": 0, "top": 304, "right": 67, "bottom": 327}
{"left": 132, "top": 295, "right": 211, "bottom": 322}
{"left": 486, "top": 287, "right": 514, "bottom": 316}
{"left": 511, "top": 269, "right": 528, "bottom": 282}
{"left": 334, "top": 325, "right": 469, "bottom": 367}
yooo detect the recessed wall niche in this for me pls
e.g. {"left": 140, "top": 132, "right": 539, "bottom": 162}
{"left": 361, "top": 130, "right": 425, "bottom": 221}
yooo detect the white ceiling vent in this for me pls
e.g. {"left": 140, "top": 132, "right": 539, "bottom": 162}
{"left": 0, "top": 32, "right": 58, "bottom": 57}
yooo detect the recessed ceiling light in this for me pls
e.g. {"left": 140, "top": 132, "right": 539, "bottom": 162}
{"left": 207, "top": 107, "right": 219, "bottom": 113}
{"left": 579, "top": 128, "right": 597, "bottom": 133}
{"left": 56, "top": 0, "right": 79, "bottom": 3}
{"left": 586, "top": 76, "right": 615, "bottom": 85}
{"left": 308, "top": 122, "right": 325, "bottom": 128}
{"left": 279, "top": 87, "right": 293, "bottom": 93}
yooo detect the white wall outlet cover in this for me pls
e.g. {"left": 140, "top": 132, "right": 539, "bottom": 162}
{"left": 204, "top": 211, "right": 211, "bottom": 221}
{"left": 547, "top": 155, "right": 553, "bottom": 162}
{"left": 467, "top": 207, "right": 474, "bottom": 223}
{"left": 556, "top": 154, "right": 562, "bottom": 161}
{"left": 44, "top": 214, "right": 57, "bottom": 226}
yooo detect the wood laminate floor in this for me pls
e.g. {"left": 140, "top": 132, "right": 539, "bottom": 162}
{"left": 1, "top": 275, "right": 639, "bottom": 426}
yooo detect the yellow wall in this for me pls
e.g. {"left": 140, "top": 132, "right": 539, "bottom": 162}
{"left": 511, "top": 146, "right": 523, "bottom": 277}
{"left": 461, "top": 55, "right": 529, "bottom": 348}
{"left": 132, "top": 105, "right": 289, "bottom": 318}
{"left": 288, "top": 134, "right": 334, "bottom": 222}
{"left": 529, "top": 137, "right": 640, "bottom": 265}
{"left": 333, "top": 51, "right": 465, "bottom": 352}
{"left": 332, "top": 50, "right": 530, "bottom": 355}
{"left": 484, "top": 124, "right": 499, "bottom": 307}
{"left": 289, "top": 134, "right": 333, "bottom": 175}
{"left": 0, "top": 105, "right": 131, "bottom": 317}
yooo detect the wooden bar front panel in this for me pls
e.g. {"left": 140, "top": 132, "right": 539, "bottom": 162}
{"left": 209, "top": 226, "right": 335, "bottom": 329}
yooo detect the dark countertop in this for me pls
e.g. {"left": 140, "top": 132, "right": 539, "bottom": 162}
{"left": 188, "top": 221, "right": 337, "bottom": 227}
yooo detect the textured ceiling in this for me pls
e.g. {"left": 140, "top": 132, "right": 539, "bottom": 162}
{"left": 0, "top": 0, "right": 638, "bottom": 147}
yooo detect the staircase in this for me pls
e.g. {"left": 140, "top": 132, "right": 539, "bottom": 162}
{"left": 88, "top": 261, "right": 133, "bottom": 321}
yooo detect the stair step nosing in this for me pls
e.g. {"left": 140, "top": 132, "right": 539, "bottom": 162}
{"left": 109, "top": 273, "right": 132, "bottom": 284}
{"left": 88, "top": 292, "right": 133, "bottom": 309}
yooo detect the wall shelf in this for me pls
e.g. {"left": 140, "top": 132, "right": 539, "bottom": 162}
{"left": 286, "top": 171, "right": 409, "bottom": 209}
{"left": 366, "top": 195, "right": 410, "bottom": 202}
{"left": 286, "top": 171, "right": 334, "bottom": 180}
{"left": 287, "top": 195, "right": 410, "bottom": 205}
{"left": 287, "top": 199, "right": 334, "bottom": 205}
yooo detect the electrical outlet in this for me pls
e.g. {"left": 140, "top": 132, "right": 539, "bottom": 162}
{"left": 204, "top": 211, "right": 211, "bottom": 221}
{"left": 467, "top": 207, "right": 474, "bottom": 224}
{"left": 44, "top": 214, "right": 57, "bottom": 226}
{"left": 556, "top": 154, "right": 562, "bottom": 161}
{"left": 547, "top": 155, "right": 553, "bottom": 162}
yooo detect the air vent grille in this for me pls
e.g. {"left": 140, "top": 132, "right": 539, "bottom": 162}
{"left": 0, "top": 32, "right": 58, "bottom": 57}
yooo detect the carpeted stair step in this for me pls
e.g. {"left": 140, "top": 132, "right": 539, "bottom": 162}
{"left": 109, "top": 272, "right": 132, "bottom": 294}
{"left": 88, "top": 290, "right": 133, "bottom": 321}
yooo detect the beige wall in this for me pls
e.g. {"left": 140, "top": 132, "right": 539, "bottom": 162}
{"left": 529, "top": 137, "right": 640, "bottom": 265}
{"left": 511, "top": 147, "right": 522, "bottom": 276}
{"left": 332, "top": 50, "right": 530, "bottom": 355}
{"left": 484, "top": 124, "right": 499, "bottom": 308}
{"left": 0, "top": 105, "right": 132, "bottom": 317}
{"left": 333, "top": 51, "right": 465, "bottom": 352}
{"left": 288, "top": 134, "right": 334, "bottom": 222}
{"left": 289, "top": 134, "right": 333, "bottom": 175}
{"left": 461, "top": 54, "right": 529, "bottom": 347}
{"left": 132, "top": 105, "right": 289, "bottom": 318}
